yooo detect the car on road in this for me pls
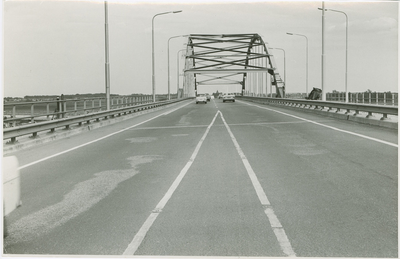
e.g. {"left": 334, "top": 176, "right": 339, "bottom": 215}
{"left": 206, "top": 93, "right": 211, "bottom": 101}
{"left": 196, "top": 94, "right": 207, "bottom": 104}
{"left": 222, "top": 93, "right": 235, "bottom": 102}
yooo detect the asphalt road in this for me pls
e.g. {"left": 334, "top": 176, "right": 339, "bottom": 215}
{"left": 3, "top": 98, "right": 398, "bottom": 257}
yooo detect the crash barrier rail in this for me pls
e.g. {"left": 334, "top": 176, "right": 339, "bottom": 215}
{"left": 236, "top": 96, "right": 398, "bottom": 120}
{"left": 3, "top": 94, "right": 177, "bottom": 127}
{"left": 326, "top": 92, "right": 398, "bottom": 105}
{"left": 3, "top": 97, "right": 189, "bottom": 143}
{"left": 250, "top": 92, "right": 398, "bottom": 105}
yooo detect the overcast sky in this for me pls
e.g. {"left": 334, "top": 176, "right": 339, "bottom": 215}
{"left": 2, "top": 0, "right": 398, "bottom": 97}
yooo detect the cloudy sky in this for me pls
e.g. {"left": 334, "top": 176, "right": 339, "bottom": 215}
{"left": 2, "top": 0, "right": 398, "bottom": 97}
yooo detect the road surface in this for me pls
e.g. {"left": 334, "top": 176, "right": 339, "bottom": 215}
{"left": 3, "top": 98, "right": 398, "bottom": 257}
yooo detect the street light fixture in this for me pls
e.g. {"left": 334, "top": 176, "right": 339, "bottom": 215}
{"left": 152, "top": 10, "right": 182, "bottom": 102}
{"left": 104, "top": 1, "right": 111, "bottom": 110}
{"left": 168, "top": 35, "right": 188, "bottom": 100}
{"left": 287, "top": 32, "right": 308, "bottom": 97}
{"left": 319, "top": 7, "right": 349, "bottom": 102}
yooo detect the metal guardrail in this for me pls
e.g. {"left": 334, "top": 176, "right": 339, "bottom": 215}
{"left": 3, "top": 94, "right": 178, "bottom": 127}
{"left": 237, "top": 96, "right": 398, "bottom": 119}
{"left": 3, "top": 98, "right": 190, "bottom": 143}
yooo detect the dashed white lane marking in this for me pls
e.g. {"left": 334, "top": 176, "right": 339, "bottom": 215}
{"left": 219, "top": 110, "right": 296, "bottom": 257}
{"left": 17, "top": 101, "right": 193, "bottom": 170}
{"left": 122, "top": 110, "right": 220, "bottom": 255}
{"left": 239, "top": 100, "right": 398, "bottom": 148}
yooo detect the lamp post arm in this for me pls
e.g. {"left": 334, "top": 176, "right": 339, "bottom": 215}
{"left": 152, "top": 10, "right": 183, "bottom": 102}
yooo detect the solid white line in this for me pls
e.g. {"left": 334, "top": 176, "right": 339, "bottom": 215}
{"left": 219, "top": 111, "right": 296, "bottom": 257}
{"left": 18, "top": 101, "right": 193, "bottom": 170}
{"left": 122, "top": 110, "right": 220, "bottom": 255}
{"left": 239, "top": 100, "right": 398, "bottom": 148}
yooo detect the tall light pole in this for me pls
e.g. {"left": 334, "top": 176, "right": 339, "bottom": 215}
{"left": 104, "top": 1, "right": 110, "bottom": 110}
{"left": 168, "top": 35, "right": 188, "bottom": 100}
{"left": 152, "top": 10, "right": 182, "bottom": 102}
{"left": 321, "top": 2, "right": 326, "bottom": 101}
{"left": 319, "top": 7, "right": 348, "bottom": 102}
{"left": 177, "top": 49, "right": 186, "bottom": 98}
{"left": 270, "top": 47, "right": 286, "bottom": 90}
{"left": 287, "top": 32, "right": 308, "bottom": 97}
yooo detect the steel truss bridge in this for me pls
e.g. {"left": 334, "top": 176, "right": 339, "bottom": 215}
{"left": 182, "top": 33, "right": 285, "bottom": 98}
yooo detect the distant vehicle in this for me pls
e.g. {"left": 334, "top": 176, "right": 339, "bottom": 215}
{"left": 218, "top": 93, "right": 223, "bottom": 99}
{"left": 222, "top": 93, "right": 235, "bottom": 102}
{"left": 206, "top": 93, "right": 211, "bottom": 101}
{"left": 196, "top": 94, "right": 207, "bottom": 104}
{"left": 306, "top": 88, "right": 322, "bottom": 100}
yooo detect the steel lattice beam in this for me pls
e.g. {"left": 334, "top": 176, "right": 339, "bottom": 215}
{"left": 183, "top": 33, "right": 285, "bottom": 97}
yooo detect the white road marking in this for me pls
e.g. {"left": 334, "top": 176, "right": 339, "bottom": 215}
{"left": 239, "top": 100, "right": 398, "bottom": 148}
{"left": 122, "top": 111, "right": 220, "bottom": 255}
{"left": 162, "top": 101, "right": 192, "bottom": 115}
{"left": 131, "top": 124, "right": 209, "bottom": 130}
{"left": 17, "top": 101, "right": 192, "bottom": 170}
{"left": 126, "top": 137, "right": 157, "bottom": 143}
{"left": 219, "top": 111, "right": 296, "bottom": 257}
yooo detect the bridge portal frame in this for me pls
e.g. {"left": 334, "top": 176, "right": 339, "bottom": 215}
{"left": 183, "top": 34, "right": 285, "bottom": 97}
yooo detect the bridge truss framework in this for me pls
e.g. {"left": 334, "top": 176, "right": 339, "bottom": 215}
{"left": 182, "top": 34, "right": 285, "bottom": 98}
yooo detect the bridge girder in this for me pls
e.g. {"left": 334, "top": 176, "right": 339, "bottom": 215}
{"left": 183, "top": 33, "right": 285, "bottom": 98}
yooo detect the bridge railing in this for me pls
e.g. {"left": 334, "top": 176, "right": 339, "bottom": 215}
{"left": 3, "top": 97, "right": 187, "bottom": 143}
{"left": 3, "top": 94, "right": 177, "bottom": 128}
{"left": 236, "top": 96, "right": 398, "bottom": 120}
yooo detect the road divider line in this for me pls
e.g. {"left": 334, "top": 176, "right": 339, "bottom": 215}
{"left": 219, "top": 111, "right": 296, "bottom": 257}
{"left": 18, "top": 101, "right": 192, "bottom": 170}
{"left": 122, "top": 110, "right": 220, "bottom": 255}
{"left": 238, "top": 100, "right": 398, "bottom": 148}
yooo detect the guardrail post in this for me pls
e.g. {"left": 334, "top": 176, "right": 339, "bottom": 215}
{"left": 12, "top": 106, "right": 16, "bottom": 127}
{"left": 61, "top": 94, "right": 66, "bottom": 118}
{"left": 30, "top": 104, "right": 35, "bottom": 123}
{"left": 46, "top": 103, "right": 50, "bottom": 120}
{"left": 63, "top": 101, "right": 67, "bottom": 118}
{"left": 381, "top": 113, "right": 389, "bottom": 120}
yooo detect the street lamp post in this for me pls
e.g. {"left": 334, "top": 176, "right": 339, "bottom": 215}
{"left": 104, "top": 1, "right": 111, "bottom": 110}
{"left": 177, "top": 49, "right": 186, "bottom": 98}
{"left": 152, "top": 10, "right": 182, "bottom": 102}
{"left": 270, "top": 47, "right": 286, "bottom": 89}
{"left": 319, "top": 7, "right": 348, "bottom": 102}
{"left": 168, "top": 35, "right": 188, "bottom": 100}
{"left": 287, "top": 32, "right": 308, "bottom": 97}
